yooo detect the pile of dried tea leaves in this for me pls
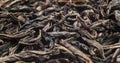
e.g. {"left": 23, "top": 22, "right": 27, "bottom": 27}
{"left": 0, "top": 0, "right": 120, "bottom": 63}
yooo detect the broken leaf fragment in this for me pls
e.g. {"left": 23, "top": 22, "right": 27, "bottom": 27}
{"left": 114, "top": 10, "right": 120, "bottom": 22}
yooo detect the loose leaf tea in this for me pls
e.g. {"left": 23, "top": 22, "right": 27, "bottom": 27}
{"left": 0, "top": 0, "right": 120, "bottom": 63}
{"left": 58, "top": 0, "right": 89, "bottom": 2}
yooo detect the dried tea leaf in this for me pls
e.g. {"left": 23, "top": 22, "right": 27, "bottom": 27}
{"left": 117, "top": 55, "right": 120, "bottom": 63}
{"left": 110, "top": 0, "right": 120, "bottom": 8}
{"left": 58, "top": 0, "right": 89, "bottom": 3}
{"left": 0, "top": 0, "right": 9, "bottom": 7}
{"left": 114, "top": 10, "right": 120, "bottom": 22}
